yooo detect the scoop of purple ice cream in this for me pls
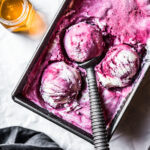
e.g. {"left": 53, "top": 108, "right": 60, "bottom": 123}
{"left": 64, "top": 22, "right": 104, "bottom": 62}
{"left": 96, "top": 44, "right": 140, "bottom": 88}
{"left": 40, "top": 62, "right": 82, "bottom": 108}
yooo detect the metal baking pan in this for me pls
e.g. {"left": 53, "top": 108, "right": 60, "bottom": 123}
{"left": 12, "top": 0, "right": 150, "bottom": 144}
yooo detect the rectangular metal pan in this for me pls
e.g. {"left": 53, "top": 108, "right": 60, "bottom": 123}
{"left": 12, "top": 0, "right": 150, "bottom": 144}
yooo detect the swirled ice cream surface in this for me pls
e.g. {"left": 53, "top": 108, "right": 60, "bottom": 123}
{"left": 23, "top": 0, "right": 150, "bottom": 134}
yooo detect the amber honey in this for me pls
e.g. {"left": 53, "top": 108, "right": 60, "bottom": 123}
{"left": 0, "top": 0, "right": 46, "bottom": 34}
{"left": 0, "top": 0, "right": 34, "bottom": 32}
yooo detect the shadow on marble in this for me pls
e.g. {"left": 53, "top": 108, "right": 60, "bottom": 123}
{"left": 114, "top": 66, "right": 150, "bottom": 141}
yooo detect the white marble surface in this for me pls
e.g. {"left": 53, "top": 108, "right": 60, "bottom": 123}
{"left": 0, "top": 1, "right": 150, "bottom": 150}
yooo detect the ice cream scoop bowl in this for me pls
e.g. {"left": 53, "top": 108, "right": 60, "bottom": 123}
{"left": 64, "top": 22, "right": 109, "bottom": 150}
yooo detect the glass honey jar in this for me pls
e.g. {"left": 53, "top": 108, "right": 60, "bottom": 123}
{"left": 0, "top": 0, "right": 35, "bottom": 32}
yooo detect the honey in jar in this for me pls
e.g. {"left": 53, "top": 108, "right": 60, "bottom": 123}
{"left": 0, "top": 0, "right": 46, "bottom": 34}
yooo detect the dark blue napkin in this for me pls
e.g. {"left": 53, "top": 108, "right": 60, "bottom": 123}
{"left": 0, "top": 126, "right": 63, "bottom": 150}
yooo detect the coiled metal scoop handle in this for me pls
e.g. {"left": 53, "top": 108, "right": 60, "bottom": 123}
{"left": 79, "top": 56, "right": 110, "bottom": 150}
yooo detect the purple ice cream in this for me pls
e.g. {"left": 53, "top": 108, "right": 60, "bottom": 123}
{"left": 97, "top": 44, "right": 140, "bottom": 88}
{"left": 64, "top": 22, "right": 104, "bottom": 62}
{"left": 23, "top": 0, "right": 150, "bottom": 135}
{"left": 40, "top": 62, "right": 82, "bottom": 108}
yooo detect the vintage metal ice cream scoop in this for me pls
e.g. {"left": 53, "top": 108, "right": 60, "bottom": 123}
{"left": 64, "top": 22, "right": 109, "bottom": 150}
{"left": 78, "top": 56, "right": 109, "bottom": 150}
